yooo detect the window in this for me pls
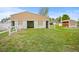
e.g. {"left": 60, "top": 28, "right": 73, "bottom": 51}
{"left": 11, "top": 21, "right": 15, "bottom": 26}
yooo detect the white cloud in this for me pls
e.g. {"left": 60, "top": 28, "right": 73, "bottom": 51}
{"left": 0, "top": 7, "right": 25, "bottom": 21}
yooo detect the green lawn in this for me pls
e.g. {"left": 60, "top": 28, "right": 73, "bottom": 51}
{"left": 0, "top": 30, "right": 3, "bottom": 32}
{"left": 0, "top": 27, "right": 79, "bottom": 52}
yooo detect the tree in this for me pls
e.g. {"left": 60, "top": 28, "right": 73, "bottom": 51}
{"left": 39, "top": 7, "right": 48, "bottom": 16}
{"left": 49, "top": 18, "right": 54, "bottom": 22}
{"left": 1, "top": 17, "right": 10, "bottom": 23}
{"left": 56, "top": 16, "right": 62, "bottom": 22}
{"left": 49, "top": 17, "right": 54, "bottom": 25}
{"left": 77, "top": 19, "right": 79, "bottom": 26}
{"left": 62, "top": 14, "right": 70, "bottom": 20}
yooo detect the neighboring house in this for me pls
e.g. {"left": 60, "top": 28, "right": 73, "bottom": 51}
{"left": 62, "top": 20, "right": 77, "bottom": 28}
{"left": 10, "top": 12, "right": 49, "bottom": 30}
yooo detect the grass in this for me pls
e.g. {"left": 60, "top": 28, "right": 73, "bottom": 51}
{"left": 0, "top": 26, "right": 79, "bottom": 52}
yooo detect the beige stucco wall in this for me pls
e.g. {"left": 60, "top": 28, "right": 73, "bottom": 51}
{"left": 15, "top": 20, "right": 27, "bottom": 29}
{"left": 14, "top": 19, "right": 49, "bottom": 29}
{"left": 69, "top": 20, "right": 77, "bottom": 28}
{"left": 10, "top": 12, "right": 49, "bottom": 29}
{"left": 34, "top": 20, "right": 47, "bottom": 28}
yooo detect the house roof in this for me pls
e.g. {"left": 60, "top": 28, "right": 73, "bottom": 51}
{"left": 11, "top": 12, "right": 49, "bottom": 21}
{"left": 62, "top": 20, "right": 76, "bottom": 22}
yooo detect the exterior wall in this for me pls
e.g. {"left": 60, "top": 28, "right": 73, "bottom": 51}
{"left": 69, "top": 20, "right": 77, "bottom": 28}
{"left": 12, "top": 19, "right": 49, "bottom": 29}
{"left": 62, "top": 20, "right": 77, "bottom": 28}
{"left": 34, "top": 20, "right": 46, "bottom": 28}
{"left": 34, "top": 20, "right": 38, "bottom": 28}
{"left": 15, "top": 21, "right": 23, "bottom": 29}
{"left": 14, "top": 20, "right": 27, "bottom": 29}
{"left": 10, "top": 12, "right": 49, "bottom": 29}
{"left": 15, "top": 21, "right": 18, "bottom": 29}
{"left": 62, "top": 21, "right": 69, "bottom": 28}
{"left": 23, "top": 20, "right": 27, "bottom": 29}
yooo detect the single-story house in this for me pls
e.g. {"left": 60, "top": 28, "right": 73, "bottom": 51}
{"left": 10, "top": 12, "right": 49, "bottom": 29}
{"left": 62, "top": 20, "right": 77, "bottom": 28}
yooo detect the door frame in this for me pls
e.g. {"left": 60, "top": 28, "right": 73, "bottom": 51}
{"left": 46, "top": 21, "right": 48, "bottom": 28}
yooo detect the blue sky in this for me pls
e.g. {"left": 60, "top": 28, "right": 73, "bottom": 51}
{"left": 0, "top": 7, "right": 79, "bottom": 21}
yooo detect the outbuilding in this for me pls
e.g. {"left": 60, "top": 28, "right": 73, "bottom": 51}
{"left": 10, "top": 12, "right": 49, "bottom": 29}
{"left": 62, "top": 20, "right": 77, "bottom": 28}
